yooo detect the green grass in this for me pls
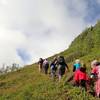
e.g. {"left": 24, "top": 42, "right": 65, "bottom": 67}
{"left": 0, "top": 64, "right": 99, "bottom": 100}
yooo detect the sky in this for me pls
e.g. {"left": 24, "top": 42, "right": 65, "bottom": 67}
{"left": 0, "top": 0, "right": 100, "bottom": 67}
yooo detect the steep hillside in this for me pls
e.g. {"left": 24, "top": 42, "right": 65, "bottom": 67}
{"left": 0, "top": 21, "right": 100, "bottom": 100}
{"left": 0, "top": 64, "right": 96, "bottom": 100}
{"left": 60, "top": 21, "right": 100, "bottom": 63}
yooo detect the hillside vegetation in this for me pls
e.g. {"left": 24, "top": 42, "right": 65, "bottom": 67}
{"left": 0, "top": 64, "right": 97, "bottom": 100}
{"left": 60, "top": 21, "right": 100, "bottom": 63}
{"left": 0, "top": 21, "right": 100, "bottom": 100}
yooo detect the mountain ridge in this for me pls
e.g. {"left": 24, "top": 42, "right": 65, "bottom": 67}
{"left": 57, "top": 20, "right": 100, "bottom": 63}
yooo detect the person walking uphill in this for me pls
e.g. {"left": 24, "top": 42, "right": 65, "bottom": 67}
{"left": 73, "top": 59, "right": 81, "bottom": 72}
{"left": 90, "top": 60, "right": 98, "bottom": 78}
{"left": 38, "top": 58, "right": 44, "bottom": 72}
{"left": 50, "top": 57, "right": 57, "bottom": 79}
{"left": 66, "top": 59, "right": 81, "bottom": 83}
{"left": 90, "top": 60, "right": 98, "bottom": 88}
{"left": 57, "top": 56, "right": 69, "bottom": 82}
{"left": 43, "top": 59, "right": 49, "bottom": 74}
{"left": 91, "top": 62, "right": 100, "bottom": 97}
{"left": 73, "top": 64, "right": 89, "bottom": 91}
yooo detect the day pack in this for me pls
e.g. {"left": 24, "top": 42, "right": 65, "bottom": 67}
{"left": 58, "top": 56, "right": 65, "bottom": 64}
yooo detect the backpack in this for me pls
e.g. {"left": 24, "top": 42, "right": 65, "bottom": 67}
{"left": 50, "top": 62, "right": 56, "bottom": 70}
{"left": 58, "top": 56, "right": 65, "bottom": 64}
{"left": 90, "top": 65, "right": 100, "bottom": 80}
{"left": 39, "top": 58, "right": 43, "bottom": 64}
{"left": 43, "top": 60, "right": 49, "bottom": 66}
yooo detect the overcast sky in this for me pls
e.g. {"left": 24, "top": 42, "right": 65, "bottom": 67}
{"left": 0, "top": 0, "right": 100, "bottom": 67}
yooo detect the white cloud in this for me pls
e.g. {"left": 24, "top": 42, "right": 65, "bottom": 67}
{"left": 97, "top": 0, "right": 100, "bottom": 4}
{"left": 0, "top": 0, "right": 8, "bottom": 5}
{"left": 0, "top": 28, "right": 27, "bottom": 66}
{"left": 0, "top": 0, "right": 99, "bottom": 67}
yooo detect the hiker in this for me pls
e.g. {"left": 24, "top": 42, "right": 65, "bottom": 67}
{"left": 43, "top": 59, "right": 49, "bottom": 74}
{"left": 50, "top": 57, "right": 57, "bottom": 79}
{"left": 91, "top": 62, "right": 100, "bottom": 97}
{"left": 38, "top": 58, "right": 44, "bottom": 72}
{"left": 73, "top": 64, "right": 89, "bottom": 91}
{"left": 66, "top": 59, "right": 81, "bottom": 83}
{"left": 73, "top": 59, "right": 81, "bottom": 72}
{"left": 57, "top": 56, "right": 69, "bottom": 82}
{"left": 90, "top": 60, "right": 98, "bottom": 85}
{"left": 91, "top": 60, "right": 98, "bottom": 76}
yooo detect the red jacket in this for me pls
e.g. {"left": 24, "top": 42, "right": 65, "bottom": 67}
{"left": 74, "top": 69, "right": 89, "bottom": 81}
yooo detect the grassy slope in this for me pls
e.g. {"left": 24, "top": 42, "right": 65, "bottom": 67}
{"left": 0, "top": 64, "right": 97, "bottom": 100}
{"left": 0, "top": 21, "right": 100, "bottom": 100}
